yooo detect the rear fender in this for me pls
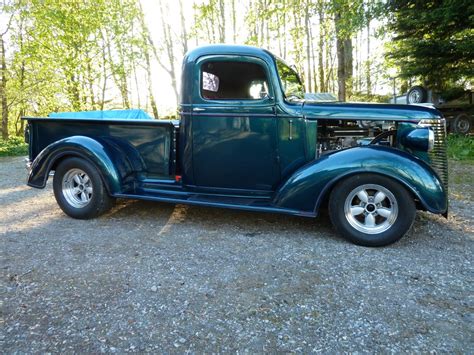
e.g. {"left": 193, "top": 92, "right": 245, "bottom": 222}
{"left": 272, "top": 145, "right": 447, "bottom": 215}
{"left": 27, "top": 136, "right": 137, "bottom": 194}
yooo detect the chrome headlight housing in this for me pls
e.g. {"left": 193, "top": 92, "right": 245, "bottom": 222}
{"left": 416, "top": 119, "right": 437, "bottom": 151}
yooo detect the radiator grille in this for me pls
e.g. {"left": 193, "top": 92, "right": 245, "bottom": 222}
{"left": 424, "top": 119, "right": 448, "bottom": 190}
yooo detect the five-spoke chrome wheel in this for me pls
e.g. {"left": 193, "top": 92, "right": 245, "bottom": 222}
{"left": 62, "top": 168, "right": 93, "bottom": 208}
{"left": 329, "top": 174, "right": 415, "bottom": 247}
{"left": 344, "top": 184, "right": 398, "bottom": 234}
{"left": 54, "top": 158, "right": 115, "bottom": 219}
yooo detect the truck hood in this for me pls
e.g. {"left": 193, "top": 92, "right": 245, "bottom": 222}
{"left": 301, "top": 101, "right": 442, "bottom": 122}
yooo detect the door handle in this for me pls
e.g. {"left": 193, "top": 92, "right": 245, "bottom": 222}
{"left": 289, "top": 120, "right": 293, "bottom": 140}
{"left": 193, "top": 107, "right": 205, "bottom": 112}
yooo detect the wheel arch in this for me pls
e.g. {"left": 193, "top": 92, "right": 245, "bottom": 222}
{"left": 272, "top": 145, "right": 447, "bottom": 216}
{"left": 28, "top": 136, "right": 125, "bottom": 194}
{"left": 314, "top": 170, "right": 429, "bottom": 213}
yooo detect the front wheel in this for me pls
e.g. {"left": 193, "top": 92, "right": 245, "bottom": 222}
{"left": 53, "top": 157, "right": 115, "bottom": 219}
{"left": 329, "top": 174, "right": 416, "bottom": 247}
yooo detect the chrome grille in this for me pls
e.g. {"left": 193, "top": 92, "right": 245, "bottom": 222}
{"left": 422, "top": 118, "right": 448, "bottom": 190}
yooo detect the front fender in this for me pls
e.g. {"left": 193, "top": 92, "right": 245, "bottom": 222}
{"left": 273, "top": 146, "right": 447, "bottom": 215}
{"left": 28, "top": 136, "right": 122, "bottom": 194}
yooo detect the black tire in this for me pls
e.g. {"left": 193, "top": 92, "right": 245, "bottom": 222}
{"left": 328, "top": 174, "right": 416, "bottom": 247}
{"left": 406, "top": 86, "right": 428, "bottom": 104}
{"left": 53, "top": 157, "right": 115, "bottom": 219}
{"left": 452, "top": 113, "right": 472, "bottom": 135}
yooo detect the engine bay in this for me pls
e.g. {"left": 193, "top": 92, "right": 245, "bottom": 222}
{"left": 317, "top": 120, "right": 397, "bottom": 156}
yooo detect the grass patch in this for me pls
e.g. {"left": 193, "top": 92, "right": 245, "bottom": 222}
{"left": 447, "top": 134, "right": 474, "bottom": 161}
{"left": 0, "top": 136, "right": 29, "bottom": 157}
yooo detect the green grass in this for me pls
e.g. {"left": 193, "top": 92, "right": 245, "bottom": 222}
{"left": 447, "top": 134, "right": 474, "bottom": 161}
{"left": 0, "top": 136, "right": 29, "bottom": 157}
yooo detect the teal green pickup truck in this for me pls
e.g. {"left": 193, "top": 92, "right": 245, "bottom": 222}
{"left": 24, "top": 45, "right": 448, "bottom": 247}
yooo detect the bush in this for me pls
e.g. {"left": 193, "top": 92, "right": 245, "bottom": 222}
{"left": 0, "top": 136, "right": 29, "bottom": 157}
{"left": 447, "top": 134, "right": 474, "bottom": 161}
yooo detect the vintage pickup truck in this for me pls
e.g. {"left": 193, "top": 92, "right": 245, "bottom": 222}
{"left": 24, "top": 45, "right": 448, "bottom": 247}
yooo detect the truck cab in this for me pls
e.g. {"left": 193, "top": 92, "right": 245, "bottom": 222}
{"left": 25, "top": 45, "right": 448, "bottom": 247}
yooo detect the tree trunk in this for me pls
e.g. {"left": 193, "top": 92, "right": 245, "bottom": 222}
{"left": 138, "top": 2, "right": 159, "bottom": 118}
{"left": 344, "top": 38, "right": 353, "bottom": 99}
{"left": 231, "top": 0, "right": 237, "bottom": 42}
{"left": 336, "top": 37, "right": 346, "bottom": 101}
{"left": 100, "top": 32, "right": 108, "bottom": 111}
{"left": 335, "top": 12, "right": 346, "bottom": 101}
{"left": 305, "top": 2, "right": 312, "bottom": 93}
{"left": 16, "top": 60, "right": 26, "bottom": 136}
{"left": 68, "top": 73, "right": 82, "bottom": 111}
{"left": 158, "top": 0, "right": 178, "bottom": 105}
{"left": 145, "top": 50, "right": 158, "bottom": 119}
{"left": 178, "top": 0, "right": 188, "bottom": 54}
{"left": 282, "top": 0, "right": 287, "bottom": 58}
{"left": 318, "top": 10, "right": 325, "bottom": 92}
{"left": 0, "top": 35, "right": 8, "bottom": 140}
{"left": 218, "top": 0, "right": 226, "bottom": 42}
{"left": 87, "top": 60, "right": 96, "bottom": 110}
{"left": 366, "top": 20, "right": 371, "bottom": 95}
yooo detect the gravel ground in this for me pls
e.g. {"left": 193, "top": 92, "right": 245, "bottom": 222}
{"left": 1, "top": 156, "right": 473, "bottom": 353}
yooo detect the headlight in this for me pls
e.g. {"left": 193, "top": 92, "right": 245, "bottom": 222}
{"left": 427, "top": 128, "right": 435, "bottom": 151}
{"left": 400, "top": 126, "right": 434, "bottom": 152}
{"left": 417, "top": 119, "right": 436, "bottom": 151}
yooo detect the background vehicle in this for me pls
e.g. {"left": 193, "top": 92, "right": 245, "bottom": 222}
{"left": 390, "top": 86, "right": 473, "bottom": 135}
{"left": 24, "top": 45, "right": 448, "bottom": 247}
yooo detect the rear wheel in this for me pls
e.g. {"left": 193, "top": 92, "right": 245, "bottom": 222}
{"left": 53, "top": 157, "right": 115, "bottom": 219}
{"left": 452, "top": 113, "right": 472, "bottom": 135}
{"left": 329, "top": 174, "right": 416, "bottom": 247}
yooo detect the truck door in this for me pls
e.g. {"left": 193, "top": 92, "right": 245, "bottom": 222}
{"left": 191, "top": 56, "right": 280, "bottom": 192}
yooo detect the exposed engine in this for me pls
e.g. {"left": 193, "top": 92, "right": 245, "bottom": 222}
{"left": 317, "top": 120, "right": 396, "bottom": 156}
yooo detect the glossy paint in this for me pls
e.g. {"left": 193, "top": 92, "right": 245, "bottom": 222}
{"left": 26, "top": 118, "right": 176, "bottom": 190}
{"left": 28, "top": 135, "right": 122, "bottom": 193}
{"left": 26, "top": 44, "right": 448, "bottom": 217}
{"left": 273, "top": 145, "right": 447, "bottom": 214}
{"left": 302, "top": 101, "right": 442, "bottom": 121}
{"left": 191, "top": 55, "right": 279, "bottom": 190}
{"left": 399, "top": 126, "right": 432, "bottom": 152}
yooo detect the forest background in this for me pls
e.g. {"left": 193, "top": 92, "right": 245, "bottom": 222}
{"left": 0, "top": 0, "right": 473, "bottom": 141}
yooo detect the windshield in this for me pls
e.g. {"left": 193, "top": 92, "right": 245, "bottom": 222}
{"left": 276, "top": 58, "right": 305, "bottom": 101}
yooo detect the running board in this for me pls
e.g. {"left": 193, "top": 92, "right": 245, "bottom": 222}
{"left": 112, "top": 190, "right": 315, "bottom": 217}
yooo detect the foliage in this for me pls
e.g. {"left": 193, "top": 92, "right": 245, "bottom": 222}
{"left": 2, "top": 0, "right": 471, "bottom": 141}
{"left": 1, "top": 0, "right": 153, "bottom": 138}
{"left": 447, "top": 134, "right": 474, "bottom": 161}
{"left": 386, "top": 0, "right": 474, "bottom": 90}
{"left": 0, "top": 136, "right": 28, "bottom": 157}
{"left": 349, "top": 92, "right": 391, "bottom": 103}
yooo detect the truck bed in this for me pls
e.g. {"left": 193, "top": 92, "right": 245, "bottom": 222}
{"left": 25, "top": 117, "right": 179, "bottom": 179}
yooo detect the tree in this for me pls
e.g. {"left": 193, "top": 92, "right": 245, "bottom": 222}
{"left": 330, "top": 0, "right": 366, "bottom": 101}
{"left": 387, "top": 0, "right": 474, "bottom": 90}
{"left": 0, "top": 3, "right": 14, "bottom": 140}
{"left": 137, "top": 2, "right": 159, "bottom": 119}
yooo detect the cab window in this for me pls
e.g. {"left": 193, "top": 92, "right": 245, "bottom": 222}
{"left": 201, "top": 61, "right": 269, "bottom": 100}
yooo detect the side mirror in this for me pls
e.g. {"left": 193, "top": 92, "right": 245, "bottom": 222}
{"left": 259, "top": 92, "right": 273, "bottom": 101}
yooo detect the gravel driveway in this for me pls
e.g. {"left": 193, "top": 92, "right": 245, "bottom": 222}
{"left": 1, "top": 156, "right": 473, "bottom": 353}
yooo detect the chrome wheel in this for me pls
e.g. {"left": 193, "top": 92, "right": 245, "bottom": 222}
{"left": 408, "top": 90, "right": 421, "bottom": 103}
{"left": 62, "top": 168, "right": 93, "bottom": 208}
{"left": 343, "top": 184, "right": 398, "bottom": 235}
